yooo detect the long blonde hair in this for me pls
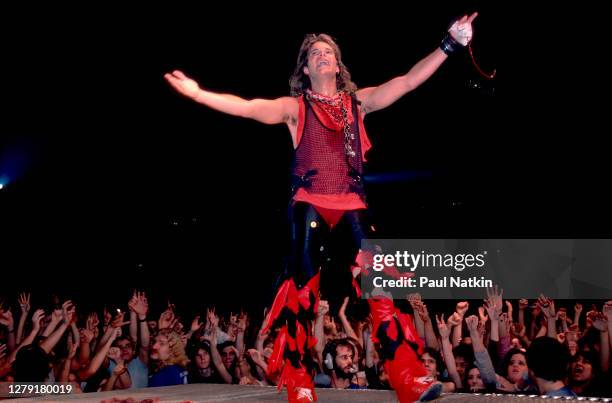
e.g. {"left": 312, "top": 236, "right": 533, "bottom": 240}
{"left": 154, "top": 329, "right": 189, "bottom": 368}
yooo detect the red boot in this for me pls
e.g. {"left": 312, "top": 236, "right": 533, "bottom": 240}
{"left": 265, "top": 274, "right": 320, "bottom": 402}
{"left": 368, "top": 296, "right": 442, "bottom": 402}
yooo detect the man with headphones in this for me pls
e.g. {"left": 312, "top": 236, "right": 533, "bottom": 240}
{"left": 322, "top": 338, "right": 361, "bottom": 389}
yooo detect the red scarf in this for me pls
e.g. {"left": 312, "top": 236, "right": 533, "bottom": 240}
{"left": 305, "top": 90, "right": 354, "bottom": 132}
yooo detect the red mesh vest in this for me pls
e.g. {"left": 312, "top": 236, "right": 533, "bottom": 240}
{"left": 292, "top": 95, "right": 364, "bottom": 199}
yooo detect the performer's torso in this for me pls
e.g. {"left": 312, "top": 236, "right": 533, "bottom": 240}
{"left": 293, "top": 96, "right": 364, "bottom": 196}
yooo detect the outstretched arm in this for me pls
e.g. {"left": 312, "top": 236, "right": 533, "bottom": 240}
{"left": 357, "top": 13, "right": 477, "bottom": 115}
{"left": 437, "top": 314, "right": 462, "bottom": 389}
{"left": 16, "top": 292, "right": 31, "bottom": 345}
{"left": 78, "top": 328, "right": 120, "bottom": 380}
{"left": 413, "top": 300, "right": 439, "bottom": 350}
{"left": 128, "top": 291, "right": 150, "bottom": 365}
{"left": 40, "top": 300, "right": 75, "bottom": 354}
{"left": 7, "top": 309, "right": 44, "bottom": 364}
{"left": 204, "top": 310, "right": 233, "bottom": 384}
{"left": 164, "top": 71, "right": 297, "bottom": 125}
{"left": 338, "top": 297, "right": 360, "bottom": 347}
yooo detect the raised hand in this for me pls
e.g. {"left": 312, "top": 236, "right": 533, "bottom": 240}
{"left": 413, "top": 301, "right": 430, "bottom": 323}
{"left": 456, "top": 301, "right": 469, "bottom": 318}
{"left": 18, "top": 292, "right": 31, "bottom": 314}
{"left": 191, "top": 315, "right": 203, "bottom": 333}
{"left": 407, "top": 293, "right": 422, "bottom": 308}
{"left": 31, "top": 309, "right": 45, "bottom": 331}
{"left": 484, "top": 286, "right": 503, "bottom": 320}
{"left": 436, "top": 314, "right": 451, "bottom": 339}
{"left": 111, "top": 311, "right": 129, "bottom": 329}
{"left": 449, "top": 12, "right": 478, "bottom": 46}
{"left": 113, "top": 362, "right": 127, "bottom": 376}
{"left": 128, "top": 291, "right": 148, "bottom": 318}
{"left": 447, "top": 312, "right": 462, "bottom": 327}
{"left": 207, "top": 308, "right": 219, "bottom": 329}
{"left": 324, "top": 316, "right": 338, "bottom": 336}
{"left": 557, "top": 307, "right": 568, "bottom": 323}
{"left": 585, "top": 308, "right": 598, "bottom": 329}
{"left": 478, "top": 306, "right": 488, "bottom": 324}
{"left": 518, "top": 299, "right": 529, "bottom": 311}
{"left": 574, "top": 303, "right": 583, "bottom": 315}
{"left": 465, "top": 315, "right": 480, "bottom": 332}
{"left": 62, "top": 300, "right": 76, "bottom": 324}
{"left": 51, "top": 307, "right": 63, "bottom": 324}
{"left": 537, "top": 294, "right": 555, "bottom": 320}
{"left": 80, "top": 328, "right": 95, "bottom": 344}
{"left": 485, "top": 300, "right": 500, "bottom": 323}
{"left": 87, "top": 312, "right": 100, "bottom": 331}
{"left": 158, "top": 309, "right": 176, "bottom": 330}
{"left": 237, "top": 312, "right": 248, "bottom": 333}
{"left": 247, "top": 348, "right": 264, "bottom": 364}
{"left": 592, "top": 312, "right": 609, "bottom": 332}
{"left": 203, "top": 318, "right": 218, "bottom": 345}
{"left": 317, "top": 300, "right": 330, "bottom": 317}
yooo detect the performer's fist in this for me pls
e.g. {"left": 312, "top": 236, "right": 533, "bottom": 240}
{"left": 449, "top": 12, "right": 478, "bottom": 46}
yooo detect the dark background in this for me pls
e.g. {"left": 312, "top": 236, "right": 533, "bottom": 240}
{"left": 1, "top": 3, "right": 609, "bottom": 315}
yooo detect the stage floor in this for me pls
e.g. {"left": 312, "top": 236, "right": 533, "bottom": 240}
{"left": 6, "top": 384, "right": 592, "bottom": 402}
{"left": 6, "top": 384, "right": 396, "bottom": 402}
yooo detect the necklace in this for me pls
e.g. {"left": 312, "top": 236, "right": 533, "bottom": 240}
{"left": 305, "top": 89, "right": 356, "bottom": 158}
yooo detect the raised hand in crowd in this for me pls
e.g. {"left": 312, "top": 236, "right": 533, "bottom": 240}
{"left": 15, "top": 292, "right": 31, "bottom": 345}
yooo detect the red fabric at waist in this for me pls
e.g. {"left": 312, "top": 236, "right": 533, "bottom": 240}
{"left": 293, "top": 189, "right": 366, "bottom": 228}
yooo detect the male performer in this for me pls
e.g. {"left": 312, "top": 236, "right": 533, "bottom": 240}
{"left": 166, "top": 13, "right": 477, "bottom": 402}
